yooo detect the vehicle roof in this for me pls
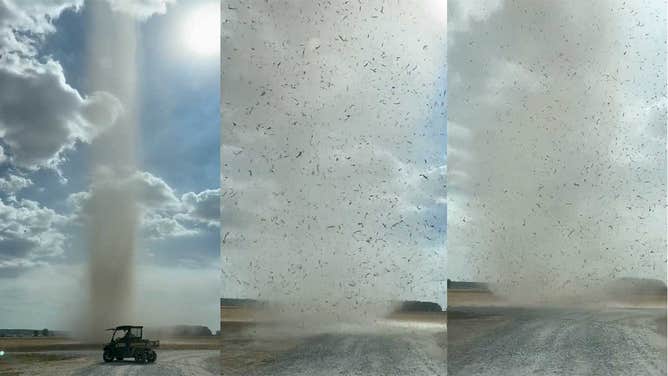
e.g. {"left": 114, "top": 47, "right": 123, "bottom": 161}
{"left": 105, "top": 325, "right": 143, "bottom": 330}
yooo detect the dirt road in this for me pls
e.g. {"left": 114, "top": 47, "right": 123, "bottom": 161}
{"left": 448, "top": 306, "right": 667, "bottom": 376}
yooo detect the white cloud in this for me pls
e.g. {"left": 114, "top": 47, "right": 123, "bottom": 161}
{"left": 0, "top": 0, "right": 175, "bottom": 170}
{"left": 143, "top": 214, "right": 198, "bottom": 239}
{"left": 0, "top": 174, "right": 32, "bottom": 193}
{"left": 69, "top": 170, "right": 219, "bottom": 240}
{"left": 0, "top": 1, "right": 83, "bottom": 37}
{"left": 105, "top": 0, "right": 175, "bottom": 20}
{"left": 0, "top": 197, "right": 68, "bottom": 270}
{"left": 0, "top": 58, "right": 123, "bottom": 169}
{"left": 0, "top": 0, "right": 126, "bottom": 170}
{"left": 181, "top": 188, "right": 220, "bottom": 226}
{"left": 127, "top": 170, "right": 181, "bottom": 209}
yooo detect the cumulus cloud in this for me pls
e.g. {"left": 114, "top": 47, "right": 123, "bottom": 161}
{"left": 69, "top": 170, "right": 219, "bottom": 240}
{"left": 128, "top": 170, "right": 181, "bottom": 209}
{"left": 143, "top": 214, "right": 198, "bottom": 239}
{"left": 0, "top": 1, "right": 83, "bottom": 38}
{"left": 0, "top": 0, "right": 175, "bottom": 170}
{"left": 0, "top": 174, "right": 32, "bottom": 193}
{"left": 0, "top": 58, "right": 124, "bottom": 169}
{"left": 447, "top": 0, "right": 666, "bottom": 300}
{"left": 181, "top": 189, "right": 220, "bottom": 226}
{"left": 0, "top": 197, "right": 68, "bottom": 272}
{"left": 0, "top": 0, "right": 124, "bottom": 170}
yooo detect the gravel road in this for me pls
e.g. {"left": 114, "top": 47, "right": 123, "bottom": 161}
{"left": 74, "top": 350, "right": 219, "bottom": 376}
{"left": 254, "top": 333, "right": 443, "bottom": 376}
{"left": 448, "top": 306, "right": 666, "bottom": 376}
{"left": 225, "top": 326, "right": 445, "bottom": 376}
{"left": 6, "top": 350, "right": 219, "bottom": 375}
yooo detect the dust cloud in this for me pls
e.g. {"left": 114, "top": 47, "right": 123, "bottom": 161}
{"left": 221, "top": 0, "right": 447, "bottom": 324}
{"left": 80, "top": 3, "right": 140, "bottom": 340}
{"left": 447, "top": 0, "right": 666, "bottom": 303}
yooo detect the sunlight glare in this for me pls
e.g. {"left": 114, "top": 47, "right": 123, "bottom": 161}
{"left": 182, "top": 3, "right": 219, "bottom": 57}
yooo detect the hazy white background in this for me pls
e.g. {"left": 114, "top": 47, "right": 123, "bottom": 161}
{"left": 447, "top": 0, "right": 666, "bottom": 300}
{"left": 221, "top": 0, "right": 447, "bottom": 314}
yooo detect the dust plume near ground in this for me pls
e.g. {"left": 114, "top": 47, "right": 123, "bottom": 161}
{"left": 82, "top": 176, "right": 138, "bottom": 340}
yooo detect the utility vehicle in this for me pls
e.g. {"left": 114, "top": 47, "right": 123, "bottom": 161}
{"left": 102, "top": 325, "right": 158, "bottom": 363}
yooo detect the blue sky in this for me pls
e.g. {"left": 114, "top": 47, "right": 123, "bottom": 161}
{"left": 0, "top": 0, "right": 219, "bottom": 329}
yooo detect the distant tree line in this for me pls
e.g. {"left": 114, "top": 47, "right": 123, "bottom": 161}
{"left": 0, "top": 328, "right": 54, "bottom": 337}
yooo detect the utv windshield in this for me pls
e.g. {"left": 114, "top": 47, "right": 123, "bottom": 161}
{"left": 111, "top": 327, "right": 142, "bottom": 340}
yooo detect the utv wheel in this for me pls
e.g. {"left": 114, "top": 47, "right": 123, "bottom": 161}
{"left": 135, "top": 351, "right": 147, "bottom": 364}
{"left": 103, "top": 350, "right": 114, "bottom": 363}
{"left": 147, "top": 350, "right": 157, "bottom": 363}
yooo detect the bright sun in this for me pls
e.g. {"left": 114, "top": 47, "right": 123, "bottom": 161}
{"left": 182, "top": 3, "right": 219, "bottom": 57}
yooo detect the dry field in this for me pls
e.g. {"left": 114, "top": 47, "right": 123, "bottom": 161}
{"left": 0, "top": 337, "right": 85, "bottom": 352}
{"left": 0, "top": 352, "right": 93, "bottom": 376}
{"left": 448, "top": 289, "right": 505, "bottom": 307}
{"left": 0, "top": 336, "right": 219, "bottom": 352}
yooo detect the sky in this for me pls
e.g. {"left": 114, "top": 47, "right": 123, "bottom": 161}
{"left": 221, "top": 0, "right": 447, "bottom": 315}
{"left": 447, "top": 0, "right": 666, "bottom": 300}
{"left": 0, "top": 0, "right": 220, "bottom": 330}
